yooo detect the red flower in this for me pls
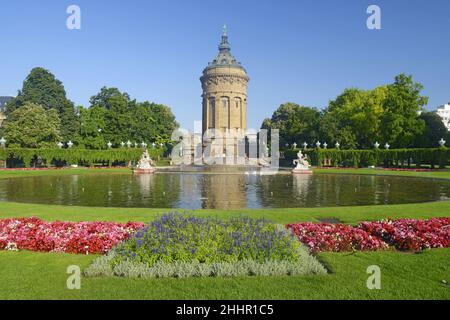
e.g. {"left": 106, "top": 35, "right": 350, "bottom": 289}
{"left": 0, "top": 217, "right": 144, "bottom": 254}
{"left": 286, "top": 222, "right": 389, "bottom": 253}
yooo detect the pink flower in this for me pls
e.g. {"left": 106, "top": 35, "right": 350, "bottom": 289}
{"left": 0, "top": 217, "right": 145, "bottom": 254}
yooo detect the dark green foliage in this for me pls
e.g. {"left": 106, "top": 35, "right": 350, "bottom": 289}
{"left": 0, "top": 148, "right": 162, "bottom": 168}
{"left": 413, "top": 112, "right": 449, "bottom": 148}
{"left": 6, "top": 68, "right": 79, "bottom": 141}
{"left": 78, "top": 87, "right": 178, "bottom": 148}
{"left": 261, "top": 103, "right": 321, "bottom": 147}
{"left": 265, "top": 74, "right": 429, "bottom": 150}
{"left": 284, "top": 148, "right": 450, "bottom": 169}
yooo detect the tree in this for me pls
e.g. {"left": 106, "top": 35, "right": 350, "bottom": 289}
{"left": 6, "top": 67, "right": 79, "bottom": 141}
{"left": 261, "top": 103, "right": 321, "bottom": 147}
{"left": 380, "top": 74, "right": 427, "bottom": 148}
{"left": 413, "top": 112, "right": 449, "bottom": 148}
{"left": 323, "top": 87, "right": 386, "bottom": 148}
{"left": 78, "top": 87, "right": 179, "bottom": 148}
{"left": 77, "top": 105, "right": 107, "bottom": 149}
{"left": 3, "top": 103, "right": 61, "bottom": 148}
{"left": 89, "top": 87, "right": 131, "bottom": 110}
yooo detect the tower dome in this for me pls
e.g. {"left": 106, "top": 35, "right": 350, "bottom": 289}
{"left": 201, "top": 26, "right": 249, "bottom": 139}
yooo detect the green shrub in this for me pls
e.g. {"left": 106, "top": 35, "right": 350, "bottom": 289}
{"left": 84, "top": 213, "right": 327, "bottom": 278}
{"left": 0, "top": 148, "right": 162, "bottom": 167}
{"left": 283, "top": 148, "right": 450, "bottom": 168}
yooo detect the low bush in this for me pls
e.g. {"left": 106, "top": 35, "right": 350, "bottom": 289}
{"left": 85, "top": 213, "right": 326, "bottom": 278}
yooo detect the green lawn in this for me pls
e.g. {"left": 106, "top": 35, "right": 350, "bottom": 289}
{"left": 0, "top": 167, "right": 449, "bottom": 300}
{"left": 0, "top": 249, "right": 448, "bottom": 300}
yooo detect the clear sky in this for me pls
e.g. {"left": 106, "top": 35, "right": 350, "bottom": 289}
{"left": 1, "top": 0, "right": 449, "bottom": 130}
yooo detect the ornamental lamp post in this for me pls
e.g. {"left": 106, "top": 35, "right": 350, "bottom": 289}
{"left": 67, "top": 141, "right": 73, "bottom": 149}
{"left": 134, "top": 142, "right": 138, "bottom": 148}
{"left": 141, "top": 142, "right": 147, "bottom": 148}
{"left": 384, "top": 143, "right": 390, "bottom": 150}
{"left": 57, "top": 142, "right": 63, "bottom": 149}
{"left": 293, "top": 142, "right": 297, "bottom": 149}
{"left": 160, "top": 143, "right": 164, "bottom": 148}
{"left": 107, "top": 141, "right": 112, "bottom": 148}
{"left": 374, "top": 141, "right": 380, "bottom": 149}
{"left": 120, "top": 141, "right": 125, "bottom": 148}
{"left": 316, "top": 141, "right": 321, "bottom": 148}
{"left": 439, "top": 138, "right": 446, "bottom": 147}
{"left": 323, "top": 142, "right": 328, "bottom": 149}
{"left": 303, "top": 142, "right": 308, "bottom": 150}
{"left": 335, "top": 142, "right": 340, "bottom": 149}
{"left": 126, "top": 140, "right": 132, "bottom": 148}
{"left": 152, "top": 142, "right": 156, "bottom": 148}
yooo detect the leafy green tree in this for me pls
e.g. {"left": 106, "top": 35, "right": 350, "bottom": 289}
{"left": 323, "top": 87, "right": 386, "bottom": 148}
{"left": 413, "top": 112, "right": 449, "bottom": 148}
{"left": 380, "top": 74, "right": 427, "bottom": 148}
{"left": 6, "top": 67, "right": 79, "bottom": 141}
{"left": 77, "top": 105, "right": 107, "bottom": 149}
{"left": 319, "top": 112, "right": 357, "bottom": 149}
{"left": 261, "top": 103, "right": 321, "bottom": 147}
{"left": 3, "top": 103, "right": 61, "bottom": 148}
{"left": 89, "top": 87, "right": 131, "bottom": 110}
{"left": 78, "top": 87, "right": 178, "bottom": 148}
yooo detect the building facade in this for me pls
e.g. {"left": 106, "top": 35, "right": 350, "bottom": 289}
{"left": 436, "top": 103, "right": 450, "bottom": 131}
{"left": 0, "top": 96, "right": 13, "bottom": 127}
{"left": 200, "top": 27, "right": 249, "bottom": 159}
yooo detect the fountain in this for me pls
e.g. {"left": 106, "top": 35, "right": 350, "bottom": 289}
{"left": 292, "top": 150, "right": 312, "bottom": 174}
{"left": 133, "top": 149, "right": 156, "bottom": 174}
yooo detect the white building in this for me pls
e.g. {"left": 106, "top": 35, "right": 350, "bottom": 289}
{"left": 436, "top": 103, "right": 450, "bottom": 131}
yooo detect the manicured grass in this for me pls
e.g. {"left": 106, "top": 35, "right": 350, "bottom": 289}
{"left": 0, "top": 167, "right": 130, "bottom": 179}
{"left": 0, "top": 200, "right": 449, "bottom": 225}
{"left": 314, "top": 167, "right": 450, "bottom": 180}
{"left": 0, "top": 248, "right": 448, "bottom": 300}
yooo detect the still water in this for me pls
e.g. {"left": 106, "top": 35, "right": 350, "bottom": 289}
{"left": 0, "top": 173, "right": 449, "bottom": 209}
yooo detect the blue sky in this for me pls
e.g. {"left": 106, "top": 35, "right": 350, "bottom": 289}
{"left": 1, "top": 0, "right": 449, "bottom": 130}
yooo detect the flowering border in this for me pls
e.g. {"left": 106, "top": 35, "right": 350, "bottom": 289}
{"left": 0, "top": 217, "right": 144, "bottom": 254}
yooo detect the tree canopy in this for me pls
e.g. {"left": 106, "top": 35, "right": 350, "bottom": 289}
{"left": 413, "top": 112, "right": 449, "bottom": 148}
{"left": 261, "top": 103, "right": 321, "bottom": 147}
{"left": 6, "top": 67, "right": 79, "bottom": 141}
{"left": 4, "top": 69, "right": 179, "bottom": 149}
{"left": 75, "top": 87, "right": 178, "bottom": 148}
{"left": 3, "top": 103, "right": 61, "bottom": 148}
{"left": 262, "top": 74, "right": 430, "bottom": 150}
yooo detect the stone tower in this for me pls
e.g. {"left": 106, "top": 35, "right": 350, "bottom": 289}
{"left": 200, "top": 26, "right": 249, "bottom": 159}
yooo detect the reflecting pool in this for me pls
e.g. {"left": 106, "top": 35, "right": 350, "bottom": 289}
{"left": 0, "top": 172, "right": 449, "bottom": 209}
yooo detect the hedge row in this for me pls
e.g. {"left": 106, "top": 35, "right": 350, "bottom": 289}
{"left": 284, "top": 148, "right": 450, "bottom": 169}
{"left": 0, "top": 148, "right": 163, "bottom": 168}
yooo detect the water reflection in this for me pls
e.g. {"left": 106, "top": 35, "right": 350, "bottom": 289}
{"left": 0, "top": 173, "right": 449, "bottom": 209}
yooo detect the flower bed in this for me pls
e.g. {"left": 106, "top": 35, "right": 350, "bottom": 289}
{"left": 286, "top": 222, "right": 389, "bottom": 253}
{"left": 359, "top": 218, "right": 450, "bottom": 251}
{"left": 85, "top": 213, "right": 326, "bottom": 278}
{"left": 0, "top": 217, "right": 144, "bottom": 254}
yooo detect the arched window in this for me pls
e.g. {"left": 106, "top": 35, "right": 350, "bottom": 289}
{"left": 221, "top": 97, "right": 230, "bottom": 129}
{"left": 209, "top": 98, "right": 215, "bottom": 128}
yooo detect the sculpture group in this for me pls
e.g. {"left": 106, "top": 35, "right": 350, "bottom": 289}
{"left": 292, "top": 150, "right": 312, "bottom": 174}
{"left": 133, "top": 149, "right": 156, "bottom": 174}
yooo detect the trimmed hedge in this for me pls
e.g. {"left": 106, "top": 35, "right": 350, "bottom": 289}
{"left": 284, "top": 148, "right": 450, "bottom": 169}
{"left": 0, "top": 148, "right": 163, "bottom": 168}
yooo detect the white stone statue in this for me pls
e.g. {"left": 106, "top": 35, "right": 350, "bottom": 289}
{"left": 292, "top": 150, "right": 312, "bottom": 174}
{"left": 133, "top": 149, "right": 155, "bottom": 174}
